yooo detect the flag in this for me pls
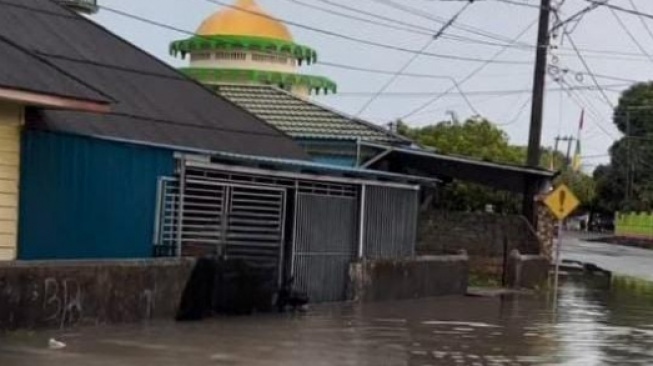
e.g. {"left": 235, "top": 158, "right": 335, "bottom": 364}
{"left": 572, "top": 109, "right": 584, "bottom": 172}
{"left": 572, "top": 139, "right": 582, "bottom": 171}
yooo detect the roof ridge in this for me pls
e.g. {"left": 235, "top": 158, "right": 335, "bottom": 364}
{"left": 217, "top": 83, "right": 411, "bottom": 143}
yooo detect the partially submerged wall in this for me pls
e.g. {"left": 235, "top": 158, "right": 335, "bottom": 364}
{"left": 505, "top": 250, "right": 549, "bottom": 289}
{"left": 349, "top": 254, "right": 468, "bottom": 302}
{"left": 0, "top": 258, "right": 194, "bottom": 330}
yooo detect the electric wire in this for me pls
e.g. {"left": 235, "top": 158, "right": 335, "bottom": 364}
{"left": 355, "top": 0, "right": 475, "bottom": 116}
{"left": 400, "top": 18, "right": 538, "bottom": 119}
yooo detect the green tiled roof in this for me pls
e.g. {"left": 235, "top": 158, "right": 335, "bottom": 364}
{"left": 215, "top": 84, "right": 409, "bottom": 143}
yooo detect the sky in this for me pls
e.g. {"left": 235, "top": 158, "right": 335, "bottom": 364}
{"left": 91, "top": 0, "right": 653, "bottom": 170}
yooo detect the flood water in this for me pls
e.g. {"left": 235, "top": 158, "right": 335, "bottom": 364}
{"left": 3, "top": 276, "right": 653, "bottom": 365}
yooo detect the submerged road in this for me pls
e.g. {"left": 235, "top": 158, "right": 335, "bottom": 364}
{"left": 3, "top": 233, "right": 653, "bottom": 365}
{"left": 561, "top": 232, "right": 653, "bottom": 281}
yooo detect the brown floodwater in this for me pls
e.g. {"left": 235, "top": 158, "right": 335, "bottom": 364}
{"left": 2, "top": 276, "right": 653, "bottom": 365}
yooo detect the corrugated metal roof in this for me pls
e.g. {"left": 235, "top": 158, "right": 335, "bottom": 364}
{"left": 0, "top": 0, "right": 308, "bottom": 160}
{"left": 361, "top": 142, "right": 555, "bottom": 193}
{"left": 215, "top": 84, "right": 409, "bottom": 144}
{"left": 0, "top": 35, "right": 107, "bottom": 103}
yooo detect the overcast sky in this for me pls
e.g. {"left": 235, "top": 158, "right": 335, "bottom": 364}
{"left": 92, "top": 0, "right": 653, "bottom": 169}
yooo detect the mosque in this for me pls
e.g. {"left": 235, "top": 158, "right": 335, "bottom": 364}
{"left": 170, "top": 0, "right": 410, "bottom": 166}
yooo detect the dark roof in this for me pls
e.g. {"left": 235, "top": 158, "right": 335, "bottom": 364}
{"left": 0, "top": 34, "right": 107, "bottom": 103}
{"left": 215, "top": 84, "right": 410, "bottom": 144}
{"left": 0, "top": 0, "right": 308, "bottom": 159}
{"left": 362, "top": 142, "right": 555, "bottom": 193}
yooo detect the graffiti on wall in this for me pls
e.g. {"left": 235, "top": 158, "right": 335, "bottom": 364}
{"left": 43, "top": 277, "right": 83, "bottom": 328}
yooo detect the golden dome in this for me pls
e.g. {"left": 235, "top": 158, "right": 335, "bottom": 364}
{"left": 197, "top": 0, "right": 293, "bottom": 42}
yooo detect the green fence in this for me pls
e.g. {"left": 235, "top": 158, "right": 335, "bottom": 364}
{"left": 615, "top": 212, "right": 653, "bottom": 238}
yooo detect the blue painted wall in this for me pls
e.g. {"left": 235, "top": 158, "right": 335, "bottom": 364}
{"left": 18, "top": 130, "right": 175, "bottom": 259}
{"left": 311, "top": 155, "right": 356, "bottom": 167}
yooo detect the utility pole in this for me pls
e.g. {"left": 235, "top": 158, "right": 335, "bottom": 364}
{"left": 552, "top": 135, "right": 575, "bottom": 169}
{"left": 523, "top": 0, "right": 552, "bottom": 225}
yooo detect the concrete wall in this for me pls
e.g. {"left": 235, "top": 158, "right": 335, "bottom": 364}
{"left": 505, "top": 250, "right": 549, "bottom": 289}
{"left": 417, "top": 210, "right": 541, "bottom": 256}
{"left": 349, "top": 254, "right": 468, "bottom": 303}
{"left": 0, "top": 258, "right": 194, "bottom": 330}
{"left": 0, "top": 102, "right": 22, "bottom": 260}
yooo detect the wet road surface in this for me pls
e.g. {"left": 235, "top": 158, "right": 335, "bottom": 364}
{"left": 3, "top": 234, "right": 653, "bottom": 365}
{"left": 561, "top": 232, "right": 653, "bottom": 281}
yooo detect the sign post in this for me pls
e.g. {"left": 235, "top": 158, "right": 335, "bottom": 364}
{"left": 543, "top": 184, "right": 580, "bottom": 307}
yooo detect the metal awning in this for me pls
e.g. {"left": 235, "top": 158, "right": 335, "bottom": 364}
{"left": 360, "top": 142, "right": 556, "bottom": 193}
{"left": 178, "top": 151, "right": 439, "bottom": 188}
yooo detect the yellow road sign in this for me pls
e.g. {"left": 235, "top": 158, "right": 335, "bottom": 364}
{"left": 544, "top": 184, "right": 580, "bottom": 220}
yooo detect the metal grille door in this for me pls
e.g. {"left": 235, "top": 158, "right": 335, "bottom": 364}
{"left": 364, "top": 186, "right": 419, "bottom": 259}
{"left": 293, "top": 194, "right": 358, "bottom": 303}
{"left": 224, "top": 185, "right": 286, "bottom": 265}
{"left": 154, "top": 178, "right": 286, "bottom": 267}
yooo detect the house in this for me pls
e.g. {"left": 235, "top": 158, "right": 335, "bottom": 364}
{"left": 0, "top": 0, "right": 430, "bottom": 303}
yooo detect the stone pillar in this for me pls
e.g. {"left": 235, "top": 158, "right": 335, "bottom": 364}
{"left": 536, "top": 200, "right": 555, "bottom": 262}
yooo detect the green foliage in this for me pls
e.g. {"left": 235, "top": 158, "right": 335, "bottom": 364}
{"left": 398, "top": 117, "right": 596, "bottom": 212}
{"left": 595, "top": 83, "right": 653, "bottom": 212}
{"left": 614, "top": 82, "right": 653, "bottom": 135}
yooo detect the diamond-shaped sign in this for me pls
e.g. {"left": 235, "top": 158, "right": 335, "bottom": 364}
{"left": 544, "top": 184, "right": 580, "bottom": 221}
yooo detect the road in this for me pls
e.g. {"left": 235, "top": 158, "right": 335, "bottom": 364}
{"left": 561, "top": 232, "right": 653, "bottom": 280}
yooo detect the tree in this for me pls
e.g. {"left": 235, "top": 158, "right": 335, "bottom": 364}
{"left": 594, "top": 82, "right": 653, "bottom": 212}
{"left": 398, "top": 117, "right": 596, "bottom": 212}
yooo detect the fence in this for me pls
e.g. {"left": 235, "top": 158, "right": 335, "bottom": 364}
{"left": 615, "top": 212, "right": 653, "bottom": 238}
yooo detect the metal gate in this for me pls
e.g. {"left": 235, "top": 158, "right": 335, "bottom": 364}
{"left": 154, "top": 177, "right": 286, "bottom": 269}
{"left": 292, "top": 193, "right": 358, "bottom": 303}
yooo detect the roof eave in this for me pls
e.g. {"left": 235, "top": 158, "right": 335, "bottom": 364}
{"left": 0, "top": 86, "right": 111, "bottom": 113}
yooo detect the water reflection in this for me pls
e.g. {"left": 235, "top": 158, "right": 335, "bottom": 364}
{"left": 3, "top": 277, "right": 653, "bottom": 365}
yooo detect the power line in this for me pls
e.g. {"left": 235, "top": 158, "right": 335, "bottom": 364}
{"left": 563, "top": 31, "right": 615, "bottom": 109}
{"left": 369, "top": 0, "right": 536, "bottom": 45}
{"left": 401, "top": 18, "right": 538, "bottom": 119}
{"left": 497, "top": 96, "right": 532, "bottom": 126}
{"left": 286, "top": 0, "right": 434, "bottom": 36}
{"left": 318, "top": 60, "right": 530, "bottom": 79}
{"left": 355, "top": 0, "right": 475, "bottom": 116}
{"left": 627, "top": 0, "right": 653, "bottom": 45}
{"left": 586, "top": 0, "right": 653, "bottom": 21}
{"left": 95, "top": 4, "right": 636, "bottom": 103}
{"left": 334, "top": 84, "right": 627, "bottom": 97}
{"left": 608, "top": 6, "right": 653, "bottom": 64}
{"left": 552, "top": 75, "right": 618, "bottom": 140}
{"left": 200, "top": 0, "right": 531, "bottom": 64}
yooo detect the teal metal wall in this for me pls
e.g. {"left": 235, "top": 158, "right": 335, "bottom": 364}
{"left": 298, "top": 139, "right": 357, "bottom": 167}
{"left": 18, "top": 130, "right": 175, "bottom": 259}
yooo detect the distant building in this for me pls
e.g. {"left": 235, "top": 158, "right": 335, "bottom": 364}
{"left": 171, "top": 0, "right": 411, "bottom": 166}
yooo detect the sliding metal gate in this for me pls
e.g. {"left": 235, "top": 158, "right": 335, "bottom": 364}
{"left": 293, "top": 193, "right": 358, "bottom": 303}
{"left": 154, "top": 177, "right": 286, "bottom": 269}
